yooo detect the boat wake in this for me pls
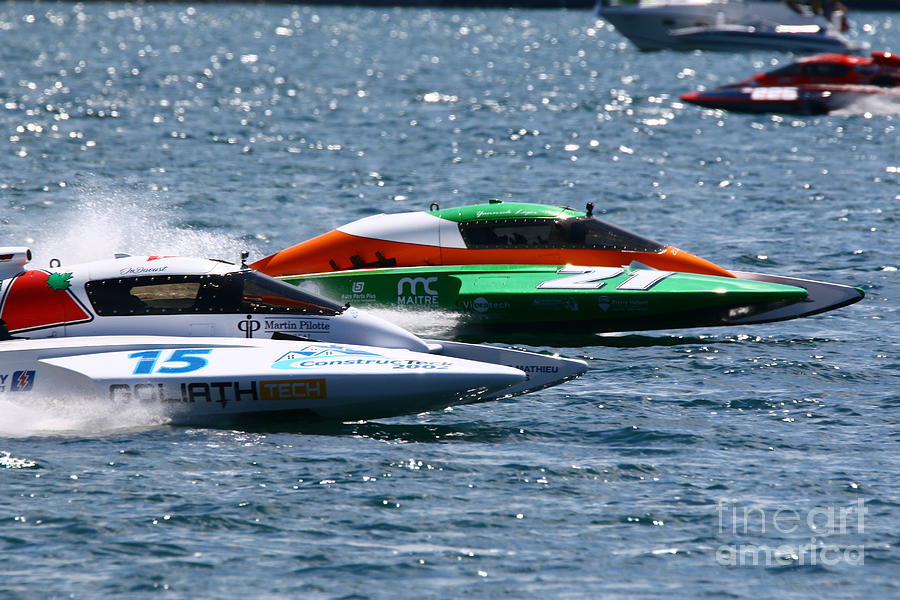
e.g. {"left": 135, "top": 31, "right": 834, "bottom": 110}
{"left": 0, "top": 396, "right": 171, "bottom": 438}
{"left": 832, "top": 94, "right": 900, "bottom": 116}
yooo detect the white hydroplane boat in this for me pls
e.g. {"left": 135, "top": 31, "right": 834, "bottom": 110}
{"left": 0, "top": 248, "right": 586, "bottom": 423}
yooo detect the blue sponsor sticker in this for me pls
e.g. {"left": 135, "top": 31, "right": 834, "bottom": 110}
{"left": 11, "top": 370, "right": 35, "bottom": 392}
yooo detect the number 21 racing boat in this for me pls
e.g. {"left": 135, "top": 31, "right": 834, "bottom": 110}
{"left": 0, "top": 248, "right": 586, "bottom": 423}
{"left": 681, "top": 51, "right": 900, "bottom": 115}
{"left": 251, "top": 201, "right": 864, "bottom": 334}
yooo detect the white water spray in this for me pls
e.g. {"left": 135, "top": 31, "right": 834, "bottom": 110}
{"left": 831, "top": 95, "right": 900, "bottom": 117}
{"left": 0, "top": 396, "right": 172, "bottom": 438}
{"left": 1, "top": 184, "right": 260, "bottom": 437}
{"left": 366, "top": 307, "right": 464, "bottom": 338}
{"left": 23, "top": 184, "right": 259, "bottom": 267}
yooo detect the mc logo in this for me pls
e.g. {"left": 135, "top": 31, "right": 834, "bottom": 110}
{"left": 397, "top": 277, "right": 438, "bottom": 297}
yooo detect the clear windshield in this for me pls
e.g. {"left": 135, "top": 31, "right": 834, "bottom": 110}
{"left": 86, "top": 272, "right": 344, "bottom": 316}
{"left": 458, "top": 217, "right": 665, "bottom": 252}
{"left": 237, "top": 271, "right": 343, "bottom": 314}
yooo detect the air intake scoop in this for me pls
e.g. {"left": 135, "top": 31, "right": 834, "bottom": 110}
{"left": 0, "top": 247, "right": 32, "bottom": 280}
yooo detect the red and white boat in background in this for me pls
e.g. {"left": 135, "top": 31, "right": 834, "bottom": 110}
{"left": 681, "top": 51, "right": 900, "bottom": 115}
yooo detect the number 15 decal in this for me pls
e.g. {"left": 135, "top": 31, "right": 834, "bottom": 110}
{"left": 537, "top": 266, "right": 672, "bottom": 291}
{"left": 128, "top": 349, "right": 213, "bottom": 375}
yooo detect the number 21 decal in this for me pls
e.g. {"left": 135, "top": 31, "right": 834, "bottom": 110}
{"left": 537, "top": 266, "right": 672, "bottom": 291}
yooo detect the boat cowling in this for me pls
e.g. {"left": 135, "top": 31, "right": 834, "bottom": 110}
{"left": 251, "top": 202, "right": 735, "bottom": 279}
{"left": 871, "top": 51, "right": 900, "bottom": 68}
{"left": 0, "top": 253, "right": 434, "bottom": 353}
{"left": 0, "top": 247, "right": 32, "bottom": 280}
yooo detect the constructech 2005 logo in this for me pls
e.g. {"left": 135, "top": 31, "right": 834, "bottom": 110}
{"left": 271, "top": 344, "right": 451, "bottom": 371}
{"left": 272, "top": 345, "right": 386, "bottom": 369}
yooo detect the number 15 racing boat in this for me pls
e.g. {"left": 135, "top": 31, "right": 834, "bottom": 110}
{"left": 251, "top": 201, "right": 864, "bottom": 335}
{"left": 0, "top": 249, "right": 586, "bottom": 423}
{"left": 681, "top": 51, "right": 900, "bottom": 115}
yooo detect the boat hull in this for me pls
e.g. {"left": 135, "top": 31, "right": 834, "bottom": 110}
{"left": 280, "top": 264, "right": 860, "bottom": 333}
{"left": 680, "top": 85, "right": 887, "bottom": 114}
{"left": 669, "top": 27, "right": 858, "bottom": 53}
{"left": 0, "top": 336, "right": 588, "bottom": 423}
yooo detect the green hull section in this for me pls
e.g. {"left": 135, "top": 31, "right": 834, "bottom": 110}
{"left": 281, "top": 265, "right": 808, "bottom": 333}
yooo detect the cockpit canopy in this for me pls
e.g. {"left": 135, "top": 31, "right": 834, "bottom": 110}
{"left": 457, "top": 216, "right": 665, "bottom": 253}
{"left": 85, "top": 271, "right": 344, "bottom": 317}
{"left": 767, "top": 61, "right": 851, "bottom": 78}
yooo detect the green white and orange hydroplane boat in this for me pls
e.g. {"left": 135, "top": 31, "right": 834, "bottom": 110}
{"left": 251, "top": 201, "right": 863, "bottom": 333}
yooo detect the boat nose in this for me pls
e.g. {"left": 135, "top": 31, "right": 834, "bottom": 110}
{"left": 480, "top": 365, "right": 529, "bottom": 391}
{"left": 446, "top": 364, "right": 528, "bottom": 402}
{"left": 680, "top": 91, "right": 700, "bottom": 103}
{"left": 655, "top": 246, "right": 736, "bottom": 278}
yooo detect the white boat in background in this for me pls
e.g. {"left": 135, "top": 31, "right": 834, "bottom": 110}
{"left": 594, "top": 0, "right": 859, "bottom": 52}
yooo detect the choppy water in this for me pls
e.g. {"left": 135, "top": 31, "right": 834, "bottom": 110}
{"left": 1, "top": 3, "right": 898, "bottom": 598}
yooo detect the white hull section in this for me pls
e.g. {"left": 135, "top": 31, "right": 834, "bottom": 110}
{"left": 670, "top": 25, "right": 860, "bottom": 52}
{"left": 0, "top": 336, "right": 586, "bottom": 423}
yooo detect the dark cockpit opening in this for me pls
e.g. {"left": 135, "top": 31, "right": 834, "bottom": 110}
{"left": 86, "top": 271, "right": 344, "bottom": 317}
{"left": 458, "top": 217, "right": 665, "bottom": 252}
{"left": 768, "top": 62, "right": 850, "bottom": 78}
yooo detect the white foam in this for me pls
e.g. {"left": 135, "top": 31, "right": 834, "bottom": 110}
{"left": 0, "top": 396, "right": 171, "bottom": 438}
{"left": 831, "top": 94, "right": 900, "bottom": 116}
{"left": 0, "top": 450, "right": 37, "bottom": 468}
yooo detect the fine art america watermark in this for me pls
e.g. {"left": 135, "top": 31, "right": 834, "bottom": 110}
{"left": 716, "top": 499, "right": 867, "bottom": 567}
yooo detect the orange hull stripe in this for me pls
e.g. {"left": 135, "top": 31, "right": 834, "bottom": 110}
{"left": 252, "top": 231, "right": 734, "bottom": 278}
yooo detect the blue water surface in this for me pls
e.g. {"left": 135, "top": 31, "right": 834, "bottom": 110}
{"left": 0, "top": 3, "right": 897, "bottom": 598}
